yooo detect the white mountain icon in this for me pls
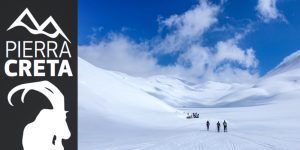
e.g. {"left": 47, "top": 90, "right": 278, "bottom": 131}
{"left": 7, "top": 8, "right": 71, "bottom": 43}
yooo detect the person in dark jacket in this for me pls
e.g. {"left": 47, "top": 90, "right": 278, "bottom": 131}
{"left": 217, "top": 121, "right": 220, "bottom": 132}
{"left": 223, "top": 120, "right": 227, "bottom": 132}
{"left": 206, "top": 120, "right": 210, "bottom": 131}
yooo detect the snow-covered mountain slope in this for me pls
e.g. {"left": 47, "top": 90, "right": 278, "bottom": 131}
{"left": 140, "top": 78, "right": 250, "bottom": 107}
{"left": 79, "top": 49, "right": 300, "bottom": 110}
{"left": 267, "top": 49, "right": 300, "bottom": 76}
{"left": 79, "top": 50, "right": 300, "bottom": 150}
{"left": 258, "top": 49, "right": 300, "bottom": 94}
{"left": 79, "top": 57, "right": 252, "bottom": 108}
{"left": 215, "top": 50, "right": 300, "bottom": 106}
{"left": 79, "top": 58, "right": 183, "bottom": 127}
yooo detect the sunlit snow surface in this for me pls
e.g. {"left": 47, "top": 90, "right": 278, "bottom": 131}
{"left": 79, "top": 51, "right": 300, "bottom": 150}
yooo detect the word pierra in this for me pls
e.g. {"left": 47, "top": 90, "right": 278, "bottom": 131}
{"left": 5, "top": 41, "right": 73, "bottom": 77}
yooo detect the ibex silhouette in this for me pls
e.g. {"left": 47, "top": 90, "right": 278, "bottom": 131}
{"left": 8, "top": 80, "right": 71, "bottom": 150}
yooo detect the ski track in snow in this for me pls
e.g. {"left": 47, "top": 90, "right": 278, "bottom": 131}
{"left": 101, "top": 130, "right": 292, "bottom": 150}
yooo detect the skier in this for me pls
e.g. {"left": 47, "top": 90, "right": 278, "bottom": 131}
{"left": 206, "top": 120, "right": 210, "bottom": 131}
{"left": 223, "top": 120, "right": 227, "bottom": 132}
{"left": 217, "top": 121, "right": 220, "bottom": 132}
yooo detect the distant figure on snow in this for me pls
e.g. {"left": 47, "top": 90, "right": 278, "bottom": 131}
{"left": 186, "top": 113, "right": 192, "bottom": 119}
{"left": 206, "top": 120, "right": 210, "bottom": 131}
{"left": 217, "top": 121, "right": 220, "bottom": 132}
{"left": 223, "top": 120, "right": 227, "bottom": 132}
{"left": 193, "top": 113, "right": 197, "bottom": 118}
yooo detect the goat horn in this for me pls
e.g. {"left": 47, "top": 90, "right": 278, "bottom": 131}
{"left": 7, "top": 81, "right": 64, "bottom": 111}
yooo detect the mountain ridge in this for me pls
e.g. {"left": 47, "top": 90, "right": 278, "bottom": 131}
{"left": 7, "top": 8, "right": 70, "bottom": 42}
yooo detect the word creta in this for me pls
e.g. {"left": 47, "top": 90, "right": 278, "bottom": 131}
{"left": 4, "top": 40, "right": 73, "bottom": 77}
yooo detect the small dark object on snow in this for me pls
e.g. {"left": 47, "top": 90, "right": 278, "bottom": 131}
{"left": 206, "top": 120, "right": 210, "bottom": 131}
{"left": 223, "top": 120, "right": 227, "bottom": 132}
{"left": 186, "top": 112, "right": 199, "bottom": 119}
{"left": 192, "top": 112, "right": 199, "bottom": 118}
{"left": 186, "top": 113, "right": 192, "bottom": 119}
{"left": 186, "top": 115, "right": 192, "bottom": 119}
{"left": 217, "top": 121, "right": 221, "bottom": 132}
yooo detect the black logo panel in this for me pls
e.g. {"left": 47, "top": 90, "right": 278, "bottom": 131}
{"left": 0, "top": 0, "right": 77, "bottom": 150}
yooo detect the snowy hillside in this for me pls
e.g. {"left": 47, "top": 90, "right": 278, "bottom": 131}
{"left": 216, "top": 50, "right": 300, "bottom": 106}
{"left": 140, "top": 78, "right": 251, "bottom": 107}
{"left": 79, "top": 58, "right": 253, "bottom": 108}
{"left": 79, "top": 50, "right": 300, "bottom": 150}
{"left": 79, "top": 58, "right": 183, "bottom": 127}
{"left": 79, "top": 49, "right": 300, "bottom": 109}
{"left": 267, "top": 49, "right": 300, "bottom": 76}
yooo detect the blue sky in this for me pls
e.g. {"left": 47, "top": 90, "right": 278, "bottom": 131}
{"left": 78, "top": 0, "right": 300, "bottom": 82}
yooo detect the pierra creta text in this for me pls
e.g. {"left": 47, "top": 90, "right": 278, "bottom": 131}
{"left": 6, "top": 41, "right": 71, "bottom": 58}
{"left": 4, "top": 41, "right": 73, "bottom": 77}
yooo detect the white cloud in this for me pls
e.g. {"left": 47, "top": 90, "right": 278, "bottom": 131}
{"left": 215, "top": 39, "right": 258, "bottom": 68}
{"left": 208, "top": 64, "right": 259, "bottom": 83}
{"left": 79, "top": 34, "right": 162, "bottom": 77}
{"left": 156, "top": 0, "right": 219, "bottom": 53}
{"left": 209, "top": 38, "right": 258, "bottom": 82}
{"left": 174, "top": 36, "right": 258, "bottom": 82}
{"left": 162, "top": 0, "right": 219, "bottom": 38}
{"left": 177, "top": 45, "right": 211, "bottom": 77}
{"left": 256, "top": 0, "right": 286, "bottom": 23}
{"left": 79, "top": 0, "right": 259, "bottom": 83}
